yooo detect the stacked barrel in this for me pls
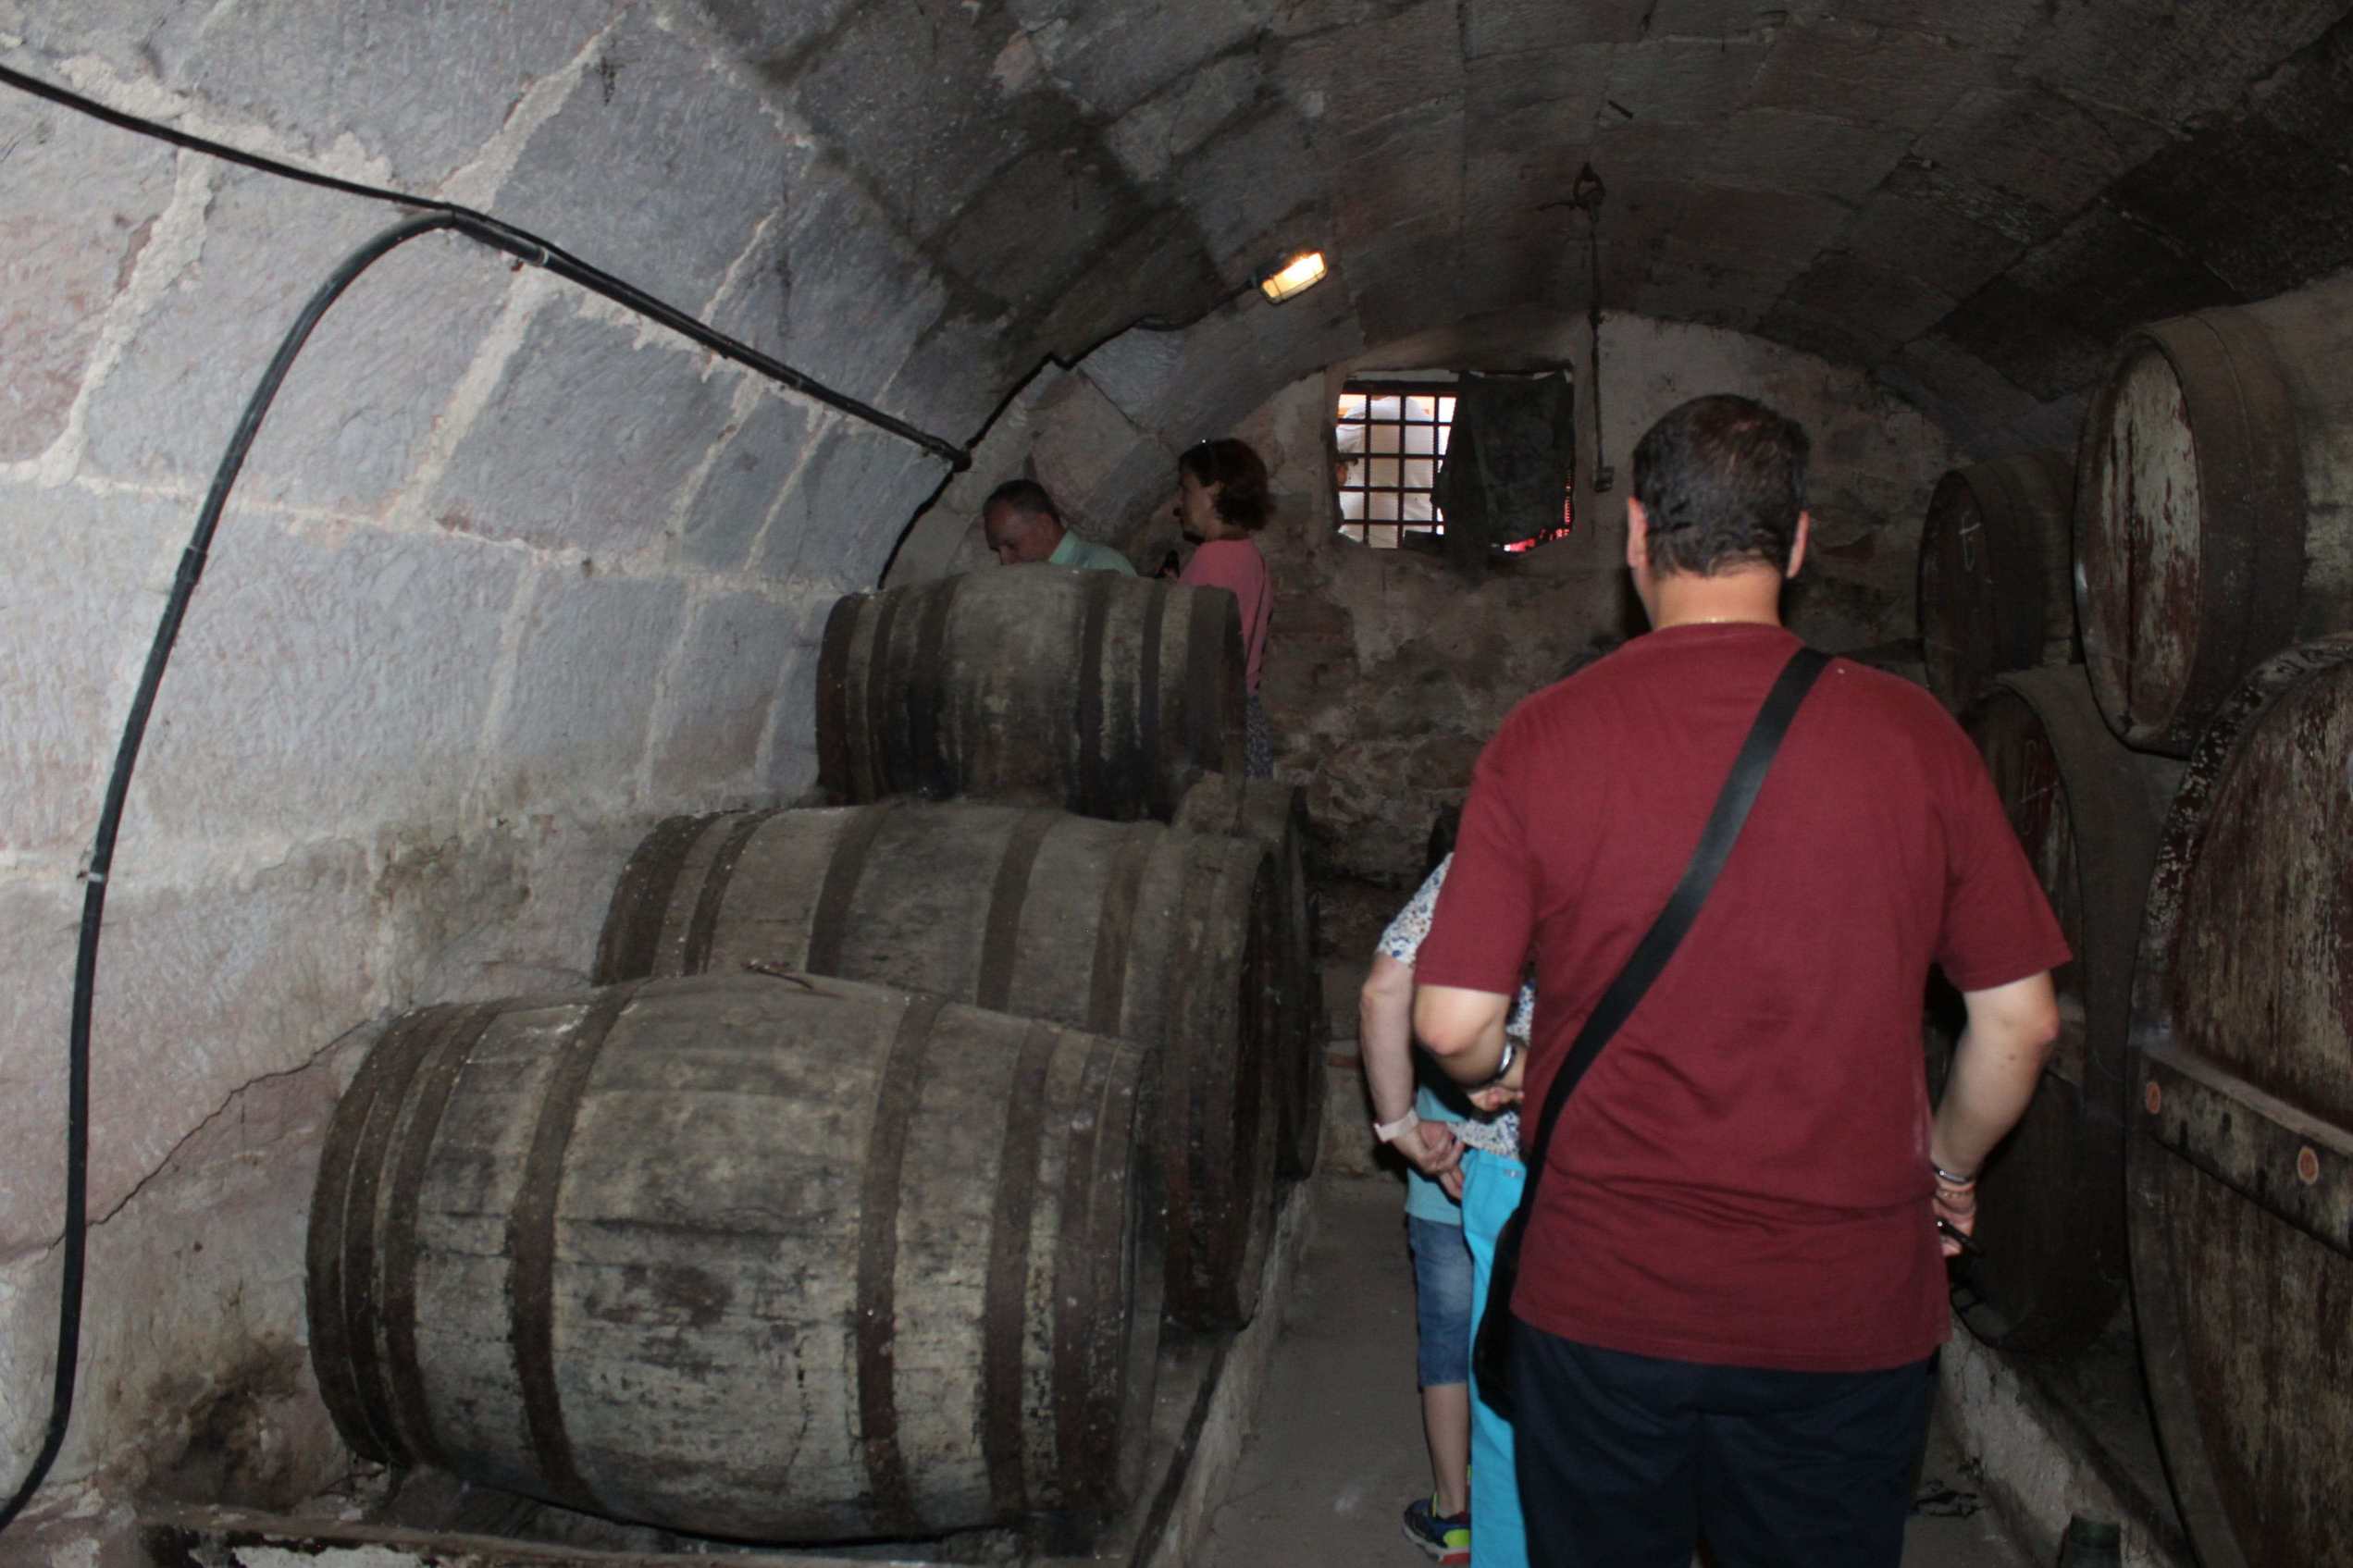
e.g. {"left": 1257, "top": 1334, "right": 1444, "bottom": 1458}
{"left": 1917, "top": 274, "right": 2353, "bottom": 1568}
{"left": 305, "top": 569, "right": 1322, "bottom": 1545}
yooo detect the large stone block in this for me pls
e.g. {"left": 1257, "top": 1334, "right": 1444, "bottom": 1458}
{"left": 1329, "top": 104, "right": 1465, "bottom": 245}
{"left": 935, "top": 142, "right": 1143, "bottom": 319}
{"left": 1176, "top": 105, "right": 1338, "bottom": 270}
{"left": 675, "top": 392, "right": 812, "bottom": 574}
{"left": 1840, "top": 192, "right": 2021, "bottom": 303}
{"left": 1076, "top": 328, "right": 1188, "bottom": 426}
{"left": 0, "top": 483, "right": 189, "bottom": 858}
{"left": 1031, "top": 206, "right": 1230, "bottom": 364}
{"left": 0, "top": 94, "right": 176, "bottom": 464}
{"left": 80, "top": 171, "right": 507, "bottom": 513}
{"left": 1938, "top": 203, "right": 2235, "bottom": 401}
{"left": 1604, "top": 37, "right": 1773, "bottom": 123}
{"left": 1032, "top": 374, "right": 1156, "bottom": 516}
{"left": 2105, "top": 24, "right": 2353, "bottom": 302}
{"left": 1901, "top": 87, "right": 2172, "bottom": 243}
{"left": 433, "top": 302, "right": 735, "bottom": 559}
{"left": 1749, "top": 18, "right": 1996, "bottom": 128}
{"left": 1105, "top": 52, "right": 1269, "bottom": 185}
{"left": 685, "top": 0, "right": 862, "bottom": 58}
{"left": 1639, "top": 0, "right": 1795, "bottom": 36}
{"left": 647, "top": 589, "right": 831, "bottom": 799}
{"left": 785, "top": 0, "right": 1054, "bottom": 240}
{"left": 708, "top": 155, "right": 947, "bottom": 411}
{"left": 1585, "top": 116, "right": 1721, "bottom": 191}
{"left": 1466, "top": 43, "right": 1612, "bottom": 129}
{"left": 825, "top": 437, "right": 960, "bottom": 587}
{"left": 874, "top": 311, "right": 1025, "bottom": 454}
{"left": 1278, "top": 0, "right": 1463, "bottom": 133}
{"left": 1702, "top": 107, "right": 1918, "bottom": 201}
{"left": 12, "top": 0, "right": 608, "bottom": 189}
{"left": 1251, "top": 286, "right": 1368, "bottom": 397}
{"left": 484, "top": 570, "right": 687, "bottom": 812}
{"left": 2019, "top": 0, "right": 2347, "bottom": 128}
{"left": 80, "top": 842, "right": 378, "bottom": 1226}
{"left": 1762, "top": 252, "right": 1957, "bottom": 357}
{"left": 1781, "top": 0, "right": 2046, "bottom": 51}
{"left": 762, "top": 637, "right": 827, "bottom": 802}
{"left": 377, "top": 809, "right": 671, "bottom": 1004}
{"left": 0, "top": 878, "right": 78, "bottom": 1249}
{"left": 1012, "top": 0, "right": 1267, "bottom": 118}
{"left": 492, "top": 7, "right": 799, "bottom": 315}
{"left": 118, "top": 517, "right": 521, "bottom": 847}
{"left": 1752, "top": 301, "right": 1909, "bottom": 371}
{"left": 1344, "top": 224, "right": 1469, "bottom": 350}
{"left": 1877, "top": 334, "right": 2050, "bottom": 452}
{"left": 1463, "top": 0, "right": 1651, "bottom": 57}
{"left": 1664, "top": 186, "right": 1853, "bottom": 270}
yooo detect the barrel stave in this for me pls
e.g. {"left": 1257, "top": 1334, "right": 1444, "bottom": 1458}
{"left": 404, "top": 1006, "right": 578, "bottom": 1498}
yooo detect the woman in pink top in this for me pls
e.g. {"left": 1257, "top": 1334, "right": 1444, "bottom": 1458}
{"left": 1175, "top": 438, "right": 1277, "bottom": 777}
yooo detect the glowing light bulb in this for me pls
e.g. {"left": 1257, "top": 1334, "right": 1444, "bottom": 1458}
{"left": 1256, "top": 250, "right": 1328, "bottom": 303}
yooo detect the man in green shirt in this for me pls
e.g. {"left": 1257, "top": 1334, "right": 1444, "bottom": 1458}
{"left": 982, "top": 479, "right": 1137, "bottom": 574}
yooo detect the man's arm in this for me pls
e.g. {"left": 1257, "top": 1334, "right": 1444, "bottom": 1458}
{"left": 1931, "top": 972, "right": 2061, "bottom": 1250}
{"left": 1411, "top": 722, "right": 1536, "bottom": 1082}
{"left": 1413, "top": 984, "right": 1512, "bottom": 1084}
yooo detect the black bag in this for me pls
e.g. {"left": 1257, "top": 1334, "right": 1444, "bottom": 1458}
{"left": 1472, "top": 647, "right": 1829, "bottom": 1420}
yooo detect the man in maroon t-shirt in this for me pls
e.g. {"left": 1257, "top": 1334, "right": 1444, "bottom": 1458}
{"left": 1413, "top": 395, "right": 2065, "bottom": 1566}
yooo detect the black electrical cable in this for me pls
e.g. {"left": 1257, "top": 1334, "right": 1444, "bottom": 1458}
{"left": 0, "top": 61, "right": 971, "bottom": 472}
{"left": 0, "top": 56, "right": 984, "bottom": 1529}
{"left": 0, "top": 212, "right": 472, "bottom": 1538}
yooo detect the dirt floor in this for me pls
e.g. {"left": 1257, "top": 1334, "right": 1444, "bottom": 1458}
{"left": 1199, "top": 1176, "right": 2034, "bottom": 1568}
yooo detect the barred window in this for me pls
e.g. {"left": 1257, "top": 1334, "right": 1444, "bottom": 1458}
{"left": 1334, "top": 382, "right": 1450, "bottom": 549}
{"left": 1334, "top": 377, "right": 1574, "bottom": 552}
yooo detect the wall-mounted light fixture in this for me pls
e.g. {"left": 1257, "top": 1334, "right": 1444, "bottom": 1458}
{"left": 1255, "top": 249, "right": 1328, "bottom": 304}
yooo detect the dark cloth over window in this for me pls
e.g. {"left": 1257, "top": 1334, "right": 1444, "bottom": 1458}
{"left": 1432, "top": 370, "right": 1574, "bottom": 566}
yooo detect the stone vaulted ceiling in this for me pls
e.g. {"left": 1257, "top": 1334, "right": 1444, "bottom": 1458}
{"left": 731, "top": 0, "right": 2353, "bottom": 455}
{"left": 13, "top": 0, "right": 2353, "bottom": 464}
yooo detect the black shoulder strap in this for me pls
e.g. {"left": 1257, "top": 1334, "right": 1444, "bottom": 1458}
{"left": 1519, "top": 645, "right": 1832, "bottom": 1184}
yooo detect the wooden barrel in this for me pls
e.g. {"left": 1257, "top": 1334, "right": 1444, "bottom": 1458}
{"left": 306, "top": 974, "right": 1159, "bottom": 1543}
{"left": 1174, "top": 775, "right": 1324, "bottom": 1179}
{"left": 1957, "top": 667, "right": 2177, "bottom": 1353}
{"left": 1918, "top": 451, "right": 2077, "bottom": 713}
{"left": 593, "top": 802, "right": 1279, "bottom": 1329}
{"left": 815, "top": 570, "right": 1249, "bottom": 821}
{"left": 2125, "top": 636, "right": 2353, "bottom": 1568}
{"left": 2076, "top": 284, "right": 2353, "bottom": 755}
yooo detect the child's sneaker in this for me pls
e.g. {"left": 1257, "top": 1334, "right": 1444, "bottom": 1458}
{"left": 1401, "top": 1496, "right": 1470, "bottom": 1564}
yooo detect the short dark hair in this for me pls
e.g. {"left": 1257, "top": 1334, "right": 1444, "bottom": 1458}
{"left": 984, "top": 477, "right": 1060, "bottom": 524}
{"left": 1177, "top": 438, "right": 1272, "bottom": 531}
{"left": 1630, "top": 395, "right": 1810, "bottom": 575}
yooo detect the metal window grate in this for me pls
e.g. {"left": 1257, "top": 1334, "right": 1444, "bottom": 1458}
{"left": 1334, "top": 382, "right": 1452, "bottom": 549}
{"left": 1333, "top": 377, "right": 1575, "bottom": 551}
